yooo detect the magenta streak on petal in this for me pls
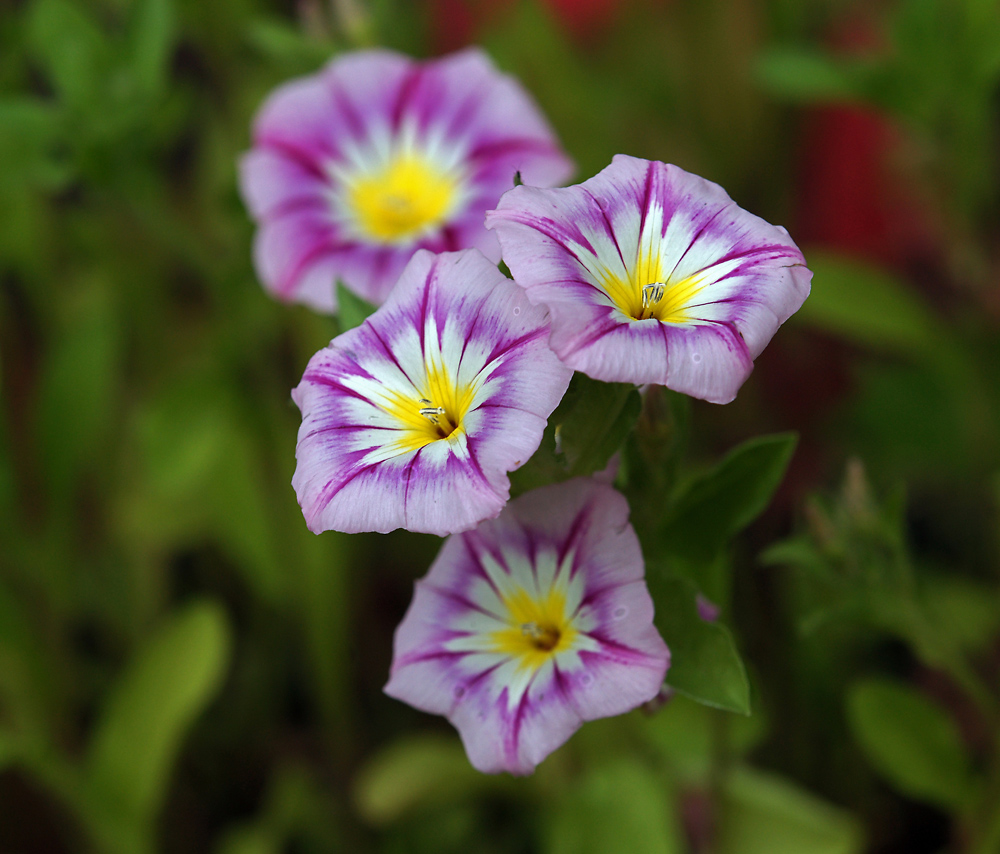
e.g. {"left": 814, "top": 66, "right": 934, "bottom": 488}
{"left": 579, "top": 186, "right": 629, "bottom": 272}
{"left": 662, "top": 203, "right": 733, "bottom": 285}
{"left": 312, "top": 458, "right": 382, "bottom": 516}
{"left": 658, "top": 316, "right": 673, "bottom": 360}
{"left": 259, "top": 194, "right": 332, "bottom": 226}
{"left": 413, "top": 260, "right": 439, "bottom": 354}
{"left": 363, "top": 325, "right": 421, "bottom": 391}
{"left": 449, "top": 659, "right": 505, "bottom": 715}
{"left": 278, "top": 237, "right": 338, "bottom": 298}
{"left": 390, "top": 64, "right": 425, "bottom": 131}
{"left": 684, "top": 251, "right": 805, "bottom": 297}
{"left": 557, "top": 501, "right": 593, "bottom": 578}
{"left": 551, "top": 661, "right": 582, "bottom": 719}
{"left": 393, "top": 648, "right": 466, "bottom": 669}
{"left": 423, "top": 579, "right": 507, "bottom": 622}
{"left": 442, "top": 81, "right": 492, "bottom": 142}
{"left": 468, "top": 137, "right": 566, "bottom": 164}
{"left": 299, "top": 371, "right": 377, "bottom": 405}
{"left": 702, "top": 241, "right": 804, "bottom": 271}
{"left": 255, "top": 138, "right": 332, "bottom": 182}
{"left": 578, "top": 640, "right": 661, "bottom": 667}
{"left": 298, "top": 420, "right": 397, "bottom": 444}
{"left": 461, "top": 436, "right": 499, "bottom": 493}
{"left": 494, "top": 210, "right": 599, "bottom": 266}
{"left": 637, "top": 159, "right": 657, "bottom": 238}
{"left": 329, "top": 82, "right": 368, "bottom": 142}
{"left": 480, "top": 327, "right": 549, "bottom": 370}
{"left": 439, "top": 225, "right": 461, "bottom": 252}
{"left": 401, "top": 445, "right": 424, "bottom": 531}
{"left": 558, "top": 311, "right": 624, "bottom": 357}
{"left": 505, "top": 685, "right": 535, "bottom": 767}
{"left": 460, "top": 531, "right": 511, "bottom": 596}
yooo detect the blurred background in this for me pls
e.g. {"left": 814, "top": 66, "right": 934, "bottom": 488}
{"left": 2, "top": 0, "right": 1000, "bottom": 851}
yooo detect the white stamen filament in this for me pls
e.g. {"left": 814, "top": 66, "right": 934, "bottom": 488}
{"left": 419, "top": 399, "right": 447, "bottom": 423}
{"left": 642, "top": 282, "right": 666, "bottom": 308}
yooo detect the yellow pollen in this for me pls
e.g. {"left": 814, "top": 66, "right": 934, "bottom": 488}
{"left": 381, "top": 364, "right": 476, "bottom": 455}
{"left": 490, "top": 587, "right": 577, "bottom": 671}
{"left": 597, "top": 245, "right": 706, "bottom": 322}
{"left": 347, "top": 154, "right": 459, "bottom": 243}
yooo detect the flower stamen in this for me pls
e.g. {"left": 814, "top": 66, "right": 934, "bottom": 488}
{"left": 521, "top": 621, "right": 561, "bottom": 652}
{"left": 418, "top": 399, "right": 448, "bottom": 423}
{"left": 641, "top": 282, "right": 666, "bottom": 314}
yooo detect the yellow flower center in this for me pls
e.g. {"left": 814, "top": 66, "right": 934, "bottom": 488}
{"left": 382, "top": 363, "right": 477, "bottom": 455}
{"left": 490, "top": 586, "right": 577, "bottom": 671}
{"left": 593, "top": 243, "right": 706, "bottom": 322}
{"left": 600, "top": 270, "right": 707, "bottom": 322}
{"left": 346, "top": 154, "right": 460, "bottom": 244}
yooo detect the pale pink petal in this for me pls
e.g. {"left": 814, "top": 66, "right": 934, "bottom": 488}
{"left": 240, "top": 48, "right": 573, "bottom": 312}
{"left": 385, "top": 479, "right": 670, "bottom": 774}
{"left": 291, "top": 248, "right": 572, "bottom": 536}
{"left": 487, "top": 154, "right": 810, "bottom": 403}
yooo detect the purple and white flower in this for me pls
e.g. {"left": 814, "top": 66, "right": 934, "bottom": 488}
{"left": 241, "top": 48, "right": 573, "bottom": 313}
{"left": 485, "top": 154, "right": 811, "bottom": 404}
{"left": 385, "top": 478, "right": 670, "bottom": 775}
{"left": 291, "top": 248, "right": 572, "bottom": 536}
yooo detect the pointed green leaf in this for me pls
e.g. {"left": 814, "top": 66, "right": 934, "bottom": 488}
{"left": 128, "top": 0, "right": 176, "bottom": 99}
{"left": 660, "top": 433, "right": 797, "bottom": 564}
{"left": 86, "top": 600, "right": 232, "bottom": 825}
{"left": 27, "top": 0, "right": 110, "bottom": 108}
{"left": 511, "top": 374, "right": 640, "bottom": 494}
{"left": 795, "top": 253, "right": 941, "bottom": 359}
{"left": 352, "top": 734, "right": 492, "bottom": 825}
{"left": 846, "top": 678, "right": 977, "bottom": 809}
{"left": 719, "top": 766, "right": 864, "bottom": 854}
{"left": 756, "top": 49, "right": 864, "bottom": 103}
{"left": 336, "top": 281, "right": 377, "bottom": 332}
{"left": 37, "top": 278, "right": 121, "bottom": 501}
{"left": 544, "top": 760, "right": 682, "bottom": 854}
{"left": 649, "top": 574, "right": 750, "bottom": 715}
{"left": 0, "top": 98, "right": 72, "bottom": 191}
{"left": 557, "top": 375, "right": 641, "bottom": 477}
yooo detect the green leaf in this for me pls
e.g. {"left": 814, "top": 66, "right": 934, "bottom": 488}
{"left": 920, "top": 574, "right": 1000, "bottom": 655}
{"left": 659, "top": 433, "right": 797, "bottom": 565}
{"left": 846, "top": 678, "right": 977, "bottom": 809}
{"left": 336, "top": 281, "right": 377, "bottom": 332}
{"left": 755, "top": 49, "right": 863, "bottom": 103}
{"left": 794, "top": 252, "right": 941, "bottom": 360}
{"left": 642, "top": 694, "right": 767, "bottom": 783}
{"left": 0, "top": 98, "right": 72, "bottom": 191}
{"left": 511, "top": 374, "right": 640, "bottom": 494}
{"left": 246, "top": 19, "right": 341, "bottom": 72}
{"left": 556, "top": 375, "right": 641, "bottom": 477}
{"left": 115, "top": 382, "right": 286, "bottom": 605}
{"left": 86, "top": 600, "right": 232, "bottom": 827}
{"left": 351, "top": 734, "right": 493, "bottom": 825}
{"left": 128, "top": 0, "right": 176, "bottom": 99}
{"left": 27, "top": 0, "right": 110, "bottom": 108}
{"left": 649, "top": 575, "right": 751, "bottom": 715}
{"left": 544, "top": 760, "right": 682, "bottom": 854}
{"left": 37, "top": 278, "right": 121, "bottom": 502}
{"left": 718, "top": 766, "right": 864, "bottom": 854}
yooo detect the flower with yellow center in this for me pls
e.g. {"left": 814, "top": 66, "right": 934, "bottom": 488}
{"left": 487, "top": 154, "right": 812, "bottom": 403}
{"left": 344, "top": 154, "right": 464, "bottom": 245}
{"left": 291, "top": 248, "right": 572, "bottom": 536}
{"left": 240, "top": 47, "right": 573, "bottom": 313}
{"left": 386, "top": 478, "right": 671, "bottom": 775}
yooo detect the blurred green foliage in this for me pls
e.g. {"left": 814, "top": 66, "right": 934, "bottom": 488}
{"left": 2, "top": 0, "right": 1000, "bottom": 852}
